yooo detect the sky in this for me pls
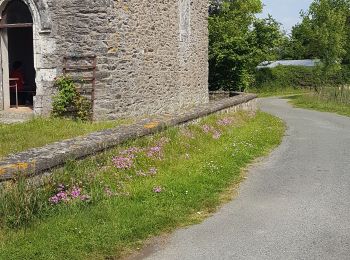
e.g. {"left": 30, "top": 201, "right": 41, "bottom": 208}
{"left": 258, "top": 0, "right": 314, "bottom": 33}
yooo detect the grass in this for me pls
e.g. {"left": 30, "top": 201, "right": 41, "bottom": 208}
{"left": 0, "top": 111, "right": 285, "bottom": 260}
{"left": 288, "top": 88, "right": 350, "bottom": 117}
{"left": 0, "top": 118, "right": 131, "bottom": 158}
{"left": 248, "top": 87, "right": 310, "bottom": 97}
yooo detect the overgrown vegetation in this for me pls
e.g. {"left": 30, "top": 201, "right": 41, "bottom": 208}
{"left": 288, "top": 88, "right": 350, "bottom": 116}
{"left": 250, "top": 65, "right": 350, "bottom": 95}
{"left": 0, "top": 118, "right": 131, "bottom": 158}
{"left": 52, "top": 76, "right": 92, "bottom": 121}
{"left": 0, "top": 111, "right": 285, "bottom": 259}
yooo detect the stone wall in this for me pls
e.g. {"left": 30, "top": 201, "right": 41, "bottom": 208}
{"left": 31, "top": 0, "right": 209, "bottom": 120}
{"left": 0, "top": 93, "right": 257, "bottom": 182}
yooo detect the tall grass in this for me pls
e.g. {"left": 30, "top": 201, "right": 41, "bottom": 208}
{"left": 289, "top": 86, "right": 350, "bottom": 116}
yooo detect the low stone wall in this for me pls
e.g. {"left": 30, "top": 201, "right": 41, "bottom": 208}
{"left": 0, "top": 93, "right": 257, "bottom": 182}
{"left": 209, "top": 91, "right": 240, "bottom": 101}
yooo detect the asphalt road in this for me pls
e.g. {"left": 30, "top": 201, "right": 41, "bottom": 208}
{"left": 142, "top": 97, "right": 350, "bottom": 260}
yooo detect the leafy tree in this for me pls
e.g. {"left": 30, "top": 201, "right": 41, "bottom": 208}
{"left": 209, "top": 0, "right": 284, "bottom": 91}
{"left": 286, "top": 0, "right": 350, "bottom": 68}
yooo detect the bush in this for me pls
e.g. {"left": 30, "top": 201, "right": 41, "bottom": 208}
{"left": 252, "top": 65, "right": 350, "bottom": 92}
{"left": 52, "top": 76, "right": 92, "bottom": 121}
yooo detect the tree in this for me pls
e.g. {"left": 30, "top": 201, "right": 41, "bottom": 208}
{"left": 288, "top": 0, "right": 350, "bottom": 68}
{"left": 209, "top": 0, "right": 284, "bottom": 91}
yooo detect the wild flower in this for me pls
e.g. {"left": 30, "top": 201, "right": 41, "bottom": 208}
{"left": 112, "top": 156, "right": 133, "bottom": 169}
{"left": 202, "top": 124, "right": 211, "bottom": 133}
{"left": 149, "top": 167, "right": 158, "bottom": 176}
{"left": 218, "top": 118, "right": 233, "bottom": 126}
{"left": 49, "top": 195, "right": 60, "bottom": 204}
{"left": 49, "top": 185, "right": 90, "bottom": 205}
{"left": 70, "top": 186, "right": 81, "bottom": 199}
{"left": 185, "top": 153, "right": 190, "bottom": 159}
{"left": 119, "top": 147, "right": 142, "bottom": 158}
{"left": 212, "top": 131, "right": 222, "bottom": 139}
{"left": 153, "top": 186, "right": 163, "bottom": 193}
{"left": 147, "top": 145, "right": 162, "bottom": 159}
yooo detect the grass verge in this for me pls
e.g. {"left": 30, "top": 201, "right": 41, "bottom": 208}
{"left": 288, "top": 93, "right": 350, "bottom": 117}
{"left": 0, "top": 111, "right": 285, "bottom": 260}
{"left": 0, "top": 118, "right": 131, "bottom": 158}
{"left": 248, "top": 87, "right": 309, "bottom": 97}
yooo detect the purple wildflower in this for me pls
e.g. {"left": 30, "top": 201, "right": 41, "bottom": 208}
{"left": 112, "top": 156, "right": 133, "bottom": 169}
{"left": 153, "top": 186, "right": 163, "bottom": 193}
{"left": 119, "top": 147, "right": 142, "bottom": 158}
{"left": 147, "top": 146, "right": 162, "bottom": 158}
{"left": 56, "top": 191, "right": 69, "bottom": 201}
{"left": 70, "top": 186, "right": 81, "bottom": 199}
{"left": 49, "top": 195, "right": 60, "bottom": 204}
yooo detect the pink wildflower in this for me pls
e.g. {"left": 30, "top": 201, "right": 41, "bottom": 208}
{"left": 147, "top": 146, "right": 162, "bottom": 158}
{"left": 112, "top": 156, "right": 133, "bottom": 169}
{"left": 153, "top": 186, "right": 163, "bottom": 193}
{"left": 70, "top": 186, "right": 81, "bottom": 198}
{"left": 49, "top": 195, "right": 60, "bottom": 204}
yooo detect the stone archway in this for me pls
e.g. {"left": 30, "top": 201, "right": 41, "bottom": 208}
{"left": 0, "top": 0, "right": 52, "bottom": 111}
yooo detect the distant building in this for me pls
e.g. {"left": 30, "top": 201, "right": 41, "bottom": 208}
{"left": 257, "top": 59, "right": 321, "bottom": 70}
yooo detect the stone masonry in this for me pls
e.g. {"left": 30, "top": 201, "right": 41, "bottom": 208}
{"left": 0, "top": 0, "right": 209, "bottom": 120}
{"left": 0, "top": 93, "right": 257, "bottom": 181}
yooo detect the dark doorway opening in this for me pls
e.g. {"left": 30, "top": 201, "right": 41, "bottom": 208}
{"left": 4, "top": 0, "right": 36, "bottom": 107}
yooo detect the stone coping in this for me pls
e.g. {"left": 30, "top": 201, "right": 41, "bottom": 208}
{"left": 0, "top": 93, "right": 257, "bottom": 182}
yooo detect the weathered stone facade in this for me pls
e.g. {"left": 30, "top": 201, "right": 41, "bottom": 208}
{"left": 0, "top": 0, "right": 209, "bottom": 120}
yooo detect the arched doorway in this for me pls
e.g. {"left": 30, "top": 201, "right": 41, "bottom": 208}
{"left": 0, "top": 0, "right": 36, "bottom": 109}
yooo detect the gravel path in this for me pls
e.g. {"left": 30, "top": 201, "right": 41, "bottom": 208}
{"left": 142, "top": 97, "right": 350, "bottom": 260}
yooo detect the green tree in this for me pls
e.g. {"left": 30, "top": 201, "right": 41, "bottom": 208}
{"left": 209, "top": 0, "right": 284, "bottom": 91}
{"left": 287, "top": 0, "right": 350, "bottom": 68}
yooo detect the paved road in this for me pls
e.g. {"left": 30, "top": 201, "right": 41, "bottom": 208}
{"left": 143, "top": 98, "right": 350, "bottom": 260}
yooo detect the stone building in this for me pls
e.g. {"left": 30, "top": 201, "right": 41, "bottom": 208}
{"left": 0, "top": 0, "right": 209, "bottom": 120}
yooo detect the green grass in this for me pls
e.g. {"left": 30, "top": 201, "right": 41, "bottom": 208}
{"left": 0, "top": 118, "right": 131, "bottom": 158}
{"left": 0, "top": 111, "right": 285, "bottom": 260}
{"left": 288, "top": 91, "right": 350, "bottom": 117}
{"left": 248, "top": 87, "right": 310, "bottom": 97}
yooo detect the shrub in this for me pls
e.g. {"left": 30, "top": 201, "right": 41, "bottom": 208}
{"left": 251, "top": 65, "right": 350, "bottom": 92}
{"left": 52, "top": 76, "right": 92, "bottom": 121}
